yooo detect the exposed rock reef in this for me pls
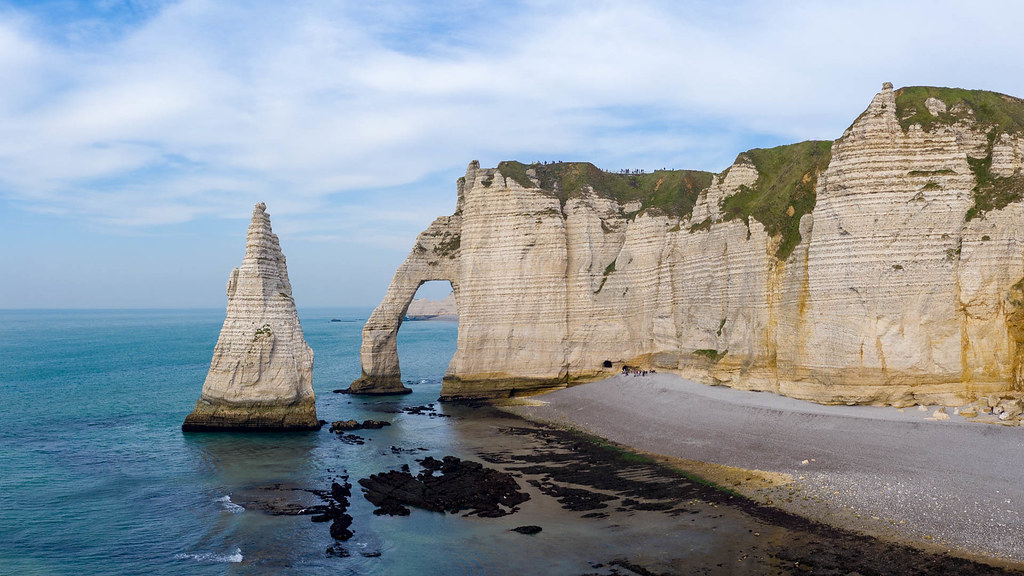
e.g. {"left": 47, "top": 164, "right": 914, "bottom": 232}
{"left": 183, "top": 203, "right": 319, "bottom": 430}
{"left": 355, "top": 83, "right": 1024, "bottom": 406}
{"left": 358, "top": 455, "right": 530, "bottom": 517}
{"left": 405, "top": 292, "right": 458, "bottom": 321}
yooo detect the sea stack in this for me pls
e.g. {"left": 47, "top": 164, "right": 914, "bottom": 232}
{"left": 183, "top": 203, "right": 319, "bottom": 431}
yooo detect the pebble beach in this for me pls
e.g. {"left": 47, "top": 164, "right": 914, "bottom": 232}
{"left": 508, "top": 373, "right": 1024, "bottom": 567}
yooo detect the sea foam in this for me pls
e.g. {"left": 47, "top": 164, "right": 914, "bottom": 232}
{"left": 215, "top": 495, "right": 245, "bottom": 514}
{"left": 174, "top": 546, "right": 243, "bottom": 563}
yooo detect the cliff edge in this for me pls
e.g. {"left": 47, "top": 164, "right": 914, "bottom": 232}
{"left": 354, "top": 83, "right": 1024, "bottom": 406}
{"left": 183, "top": 203, "right": 319, "bottom": 431}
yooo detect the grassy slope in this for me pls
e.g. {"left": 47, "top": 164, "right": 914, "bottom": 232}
{"left": 497, "top": 143, "right": 831, "bottom": 262}
{"left": 720, "top": 141, "right": 833, "bottom": 261}
{"left": 495, "top": 161, "right": 715, "bottom": 220}
{"left": 482, "top": 88, "right": 1024, "bottom": 259}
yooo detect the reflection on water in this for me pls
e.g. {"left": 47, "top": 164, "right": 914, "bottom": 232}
{"left": 183, "top": 431, "right": 321, "bottom": 483}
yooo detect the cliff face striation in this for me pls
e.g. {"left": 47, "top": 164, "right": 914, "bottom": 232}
{"left": 183, "top": 203, "right": 319, "bottom": 431}
{"left": 355, "top": 83, "right": 1024, "bottom": 406}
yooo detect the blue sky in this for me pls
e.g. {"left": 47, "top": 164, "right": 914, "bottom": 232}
{"left": 2, "top": 0, "right": 1024, "bottom": 308}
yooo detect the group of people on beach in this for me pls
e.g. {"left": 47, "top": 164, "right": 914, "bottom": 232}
{"left": 622, "top": 367, "right": 656, "bottom": 377}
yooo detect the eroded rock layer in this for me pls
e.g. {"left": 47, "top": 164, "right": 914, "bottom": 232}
{"left": 183, "top": 203, "right": 319, "bottom": 430}
{"left": 357, "top": 84, "right": 1024, "bottom": 406}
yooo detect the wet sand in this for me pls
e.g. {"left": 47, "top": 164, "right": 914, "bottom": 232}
{"left": 505, "top": 373, "right": 1024, "bottom": 568}
{"left": 242, "top": 391, "right": 1023, "bottom": 574}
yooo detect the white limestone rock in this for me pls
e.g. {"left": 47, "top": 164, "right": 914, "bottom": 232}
{"left": 355, "top": 84, "right": 1024, "bottom": 406}
{"left": 406, "top": 292, "right": 458, "bottom": 321}
{"left": 183, "top": 203, "right": 318, "bottom": 430}
{"left": 925, "top": 97, "right": 947, "bottom": 116}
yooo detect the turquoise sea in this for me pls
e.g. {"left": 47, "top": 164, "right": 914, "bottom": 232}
{"left": 0, "top": 308, "right": 482, "bottom": 575}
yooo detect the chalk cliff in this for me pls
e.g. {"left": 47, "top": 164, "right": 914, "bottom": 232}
{"left": 354, "top": 84, "right": 1024, "bottom": 406}
{"left": 406, "top": 292, "right": 458, "bottom": 321}
{"left": 183, "top": 203, "right": 319, "bottom": 430}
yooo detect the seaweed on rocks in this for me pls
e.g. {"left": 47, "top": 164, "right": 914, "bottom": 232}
{"left": 490, "top": 427, "right": 726, "bottom": 515}
{"left": 491, "top": 423, "right": 1023, "bottom": 576}
{"left": 401, "top": 404, "right": 451, "bottom": 418}
{"left": 526, "top": 478, "right": 616, "bottom": 511}
{"left": 358, "top": 455, "right": 530, "bottom": 518}
{"left": 336, "top": 433, "right": 365, "bottom": 445}
{"left": 321, "top": 477, "right": 355, "bottom": 542}
{"left": 329, "top": 419, "right": 391, "bottom": 432}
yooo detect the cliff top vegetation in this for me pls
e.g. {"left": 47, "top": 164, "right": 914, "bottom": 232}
{"left": 488, "top": 87, "right": 1023, "bottom": 254}
{"left": 721, "top": 140, "right": 833, "bottom": 261}
{"left": 495, "top": 160, "right": 714, "bottom": 219}
{"left": 894, "top": 86, "right": 1024, "bottom": 135}
{"left": 895, "top": 87, "right": 1024, "bottom": 221}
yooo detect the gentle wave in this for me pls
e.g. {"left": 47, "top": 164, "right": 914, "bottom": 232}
{"left": 215, "top": 494, "right": 245, "bottom": 514}
{"left": 174, "top": 546, "right": 243, "bottom": 563}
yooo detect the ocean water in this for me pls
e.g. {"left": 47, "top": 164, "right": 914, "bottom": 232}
{"left": 0, "top": 308, "right": 474, "bottom": 575}
{"left": 6, "top": 309, "right": 748, "bottom": 576}
{"left": 2, "top": 309, "right": 995, "bottom": 575}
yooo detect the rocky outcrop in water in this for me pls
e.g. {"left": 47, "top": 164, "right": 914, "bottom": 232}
{"left": 358, "top": 456, "right": 530, "bottom": 517}
{"left": 183, "top": 203, "right": 319, "bottom": 431}
{"left": 355, "top": 83, "right": 1024, "bottom": 406}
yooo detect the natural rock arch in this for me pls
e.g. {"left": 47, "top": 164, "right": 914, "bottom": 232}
{"left": 346, "top": 213, "right": 462, "bottom": 394}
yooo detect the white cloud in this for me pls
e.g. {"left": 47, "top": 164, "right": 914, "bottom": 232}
{"left": 1, "top": 0, "right": 1024, "bottom": 232}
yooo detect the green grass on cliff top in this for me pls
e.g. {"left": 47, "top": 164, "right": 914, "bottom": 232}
{"left": 720, "top": 140, "right": 833, "bottom": 261}
{"left": 894, "top": 86, "right": 1024, "bottom": 135}
{"left": 895, "top": 87, "right": 1024, "bottom": 220}
{"left": 488, "top": 88, "right": 1024, "bottom": 254}
{"left": 495, "top": 161, "right": 715, "bottom": 219}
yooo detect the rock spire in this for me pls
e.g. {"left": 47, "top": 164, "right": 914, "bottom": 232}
{"left": 183, "top": 202, "right": 319, "bottom": 431}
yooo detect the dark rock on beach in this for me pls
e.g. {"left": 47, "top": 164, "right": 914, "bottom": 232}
{"left": 359, "top": 455, "right": 530, "bottom": 518}
{"left": 336, "top": 433, "right": 365, "bottom": 445}
{"left": 325, "top": 544, "right": 349, "bottom": 558}
{"left": 329, "top": 419, "right": 392, "bottom": 432}
{"left": 527, "top": 478, "right": 616, "bottom": 511}
{"left": 483, "top": 423, "right": 1023, "bottom": 576}
{"left": 329, "top": 515, "right": 354, "bottom": 541}
{"left": 332, "top": 481, "right": 351, "bottom": 500}
{"left": 302, "top": 476, "right": 354, "bottom": 543}
{"left": 400, "top": 404, "right": 451, "bottom": 418}
{"left": 511, "top": 525, "right": 542, "bottom": 535}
